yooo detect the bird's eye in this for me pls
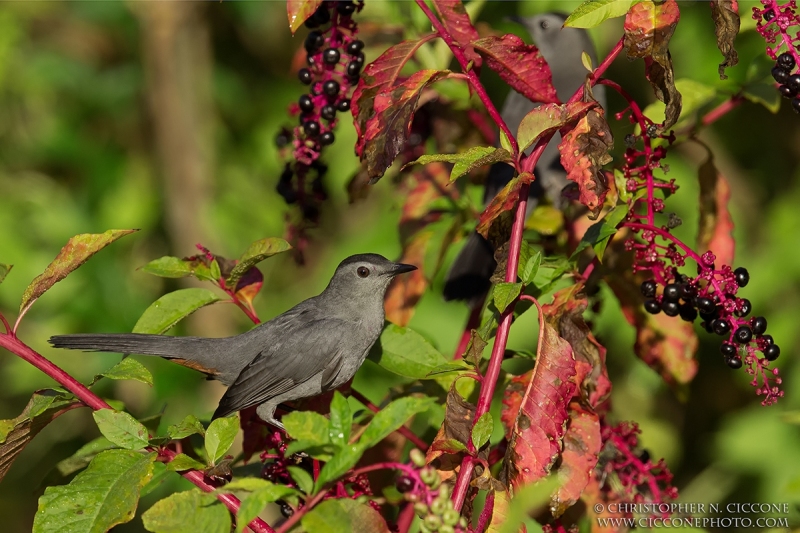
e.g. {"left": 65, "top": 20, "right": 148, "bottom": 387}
{"left": 357, "top": 266, "right": 370, "bottom": 278}
{"left": 540, "top": 20, "right": 549, "bottom": 30}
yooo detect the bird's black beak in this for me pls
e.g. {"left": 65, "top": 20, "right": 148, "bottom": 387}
{"left": 389, "top": 263, "right": 417, "bottom": 276}
{"left": 506, "top": 15, "right": 525, "bottom": 26}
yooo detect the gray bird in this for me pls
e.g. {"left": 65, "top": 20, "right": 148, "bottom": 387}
{"left": 443, "top": 12, "right": 605, "bottom": 307}
{"left": 50, "top": 253, "right": 416, "bottom": 429}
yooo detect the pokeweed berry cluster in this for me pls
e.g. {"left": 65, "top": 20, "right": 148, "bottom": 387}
{"left": 397, "top": 450, "right": 468, "bottom": 533}
{"left": 754, "top": 1, "right": 800, "bottom": 112}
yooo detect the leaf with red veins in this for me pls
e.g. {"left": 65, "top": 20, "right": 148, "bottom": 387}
{"left": 503, "top": 317, "right": 577, "bottom": 491}
{"left": 432, "top": 0, "right": 482, "bottom": 67}
{"left": 361, "top": 70, "right": 453, "bottom": 182}
{"left": 553, "top": 403, "right": 602, "bottom": 518}
{"left": 286, "top": 0, "right": 323, "bottom": 34}
{"left": 697, "top": 151, "right": 735, "bottom": 267}
{"left": 473, "top": 34, "right": 558, "bottom": 105}
{"left": 517, "top": 101, "right": 596, "bottom": 154}
{"left": 710, "top": 0, "right": 740, "bottom": 79}
{"left": 476, "top": 172, "right": 535, "bottom": 239}
{"left": 623, "top": 0, "right": 682, "bottom": 131}
{"left": 558, "top": 109, "right": 614, "bottom": 218}
{"left": 352, "top": 37, "right": 435, "bottom": 156}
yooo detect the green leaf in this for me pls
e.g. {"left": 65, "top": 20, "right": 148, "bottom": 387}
{"left": 168, "top": 415, "right": 206, "bottom": 440}
{"left": 404, "top": 146, "right": 512, "bottom": 182}
{"left": 93, "top": 409, "right": 150, "bottom": 450}
{"left": 430, "top": 438, "right": 469, "bottom": 454}
{"left": 368, "top": 324, "right": 448, "bottom": 379}
{"left": 313, "top": 444, "right": 365, "bottom": 493}
{"left": 302, "top": 498, "right": 391, "bottom": 533}
{"left": 288, "top": 465, "right": 315, "bottom": 494}
{"left": 360, "top": 396, "right": 435, "bottom": 449}
{"left": 518, "top": 244, "right": 542, "bottom": 285}
{"left": 132, "top": 288, "right": 222, "bottom": 335}
{"left": 33, "top": 449, "right": 155, "bottom": 533}
{"left": 571, "top": 203, "right": 629, "bottom": 261}
{"left": 425, "top": 360, "right": 475, "bottom": 377}
{"left": 165, "top": 453, "right": 206, "bottom": 472}
{"left": 52, "top": 437, "right": 117, "bottom": 479}
{"left": 283, "top": 411, "right": 332, "bottom": 452}
{"left": 140, "top": 256, "right": 195, "bottom": 278}
{"left": 141, "top": 489, "right": 231, "bottom": 533}
{"left": 235, "top": 485, "right": 301, "bottom": 533}
{"left": 91, "top": 357, "right": 153, "bottom": 387}
{"left": 329, "top": 392, "right": 352, "bottom": 448}
{"left": 565, "top": 0, "right": 644, "bottom": 28}
{"left": 472, "top": 412, "right": 494, "bottom": 450}
{"left": 19, "top": 229, "right": 138, "bottom": 318}
{"left": 517, "top": 102, "right": 595, "bottom": 154}
{"left": 493, "top": 282, "right": 523, "bottom": 313}
{"left": 226, "top": 237, "right": 292, "bottom": 289}
{"left": 499, "top": 130, "right": 512, "bottom": 153}
{"left": 221, "top": 477, "right": 277, "bottom": 492}
{"left": 204, "top": 416, "right": 239, "bottom": 466}
{"left": 742, "top": 82, "right": 781, "bottom": 113}
{"left": 0, "top": 263, "right": 11, "bottom": 285}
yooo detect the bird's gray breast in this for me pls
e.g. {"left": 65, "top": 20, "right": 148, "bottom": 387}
{"left": 321, "top": 312, "right": 384, "bottom": 391}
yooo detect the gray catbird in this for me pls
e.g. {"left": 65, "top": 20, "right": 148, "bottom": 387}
{"left": 443, "top": 12, "right": 605, "bottom": 307}
{"left": 50, "top": 253, "right": 416, "bottom": 429}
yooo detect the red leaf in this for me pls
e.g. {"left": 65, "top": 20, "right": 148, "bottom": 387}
{"left": 504, "top": 317, "right": 577, "bottom": 490}
{"left": 697, "top": 152, "right": 735, "bottom": 267}
{"left": 517, "top": 101, "right": 596, "bottom": 154}
{"left": 361, "top": 69, "right": 452, "bottom": 182}
{"left": 352, "top": 37, "right": 435, "bottom": 156}
{"left": 476, "top": 172, "right": 534, "bottom": 239}
{"left": 559, "top": 108, "right": 614, "bottom": 218}
{"left": 710, "top": 0, "right": 740, "bottom": 79}
{"left": 472, "top": 34, "right": 558, "bottom": 105}
{"left": 286, "top": 0, "right": 323, "bottom": 34}
{"left": 432, "top": 0, "right": 482, "bottom": 67}
{"left": 234, "top": 267, "right": 264, "bottom": 311}
{"left": 554, "top": 403, "right": 602, "bottom": 517}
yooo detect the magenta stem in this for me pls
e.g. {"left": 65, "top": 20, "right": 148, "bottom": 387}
{"left": 701, "top": 95, "right": 744, "bottom": 127}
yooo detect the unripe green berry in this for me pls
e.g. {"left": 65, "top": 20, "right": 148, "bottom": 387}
{"left": 420, "top": 466, "right": 437, "bottom": 485}
{"left": 459, "top": 517, "right": 468, "bottom": 528}
{"left": 415, "top": 502, "right": 429, "bottom": 518}
{"left": 424, "top": 514, "right": 443, "bottom": 530}
{"left": 410, "top": 448, "right": 426, "bottom": 467}
{"left": 440, "top": 526, "right": 455, "bottom": 533}
{"left": 431, "top": 498, "right": 446, "bottom": 515}
{"left": 437, "top": 484, "right": 450, "bottom": 500}
{"left": 442, "top": 509, "right": 460, "bottom": 526}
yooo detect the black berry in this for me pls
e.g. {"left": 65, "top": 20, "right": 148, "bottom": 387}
{"left": 762, "top": 334, "right": 774, "bottom": 346}
{"left": 347, "top": 61, "right": 362, "bottom": 77}
{"left": 764, "top": 9, "right": 776, "bottom": 21}
{"left": 734, "top": 325, "right": 753, "bottom": 344}
{"left": 779, "top": 84, "right": 797, "bottom": 99}
{"left": 720, "top": 342, "right": 737, "bottom": 357}
{"left": 644, "top": 300, "right": 661, "bottom": 314}
{"left": 663, "top": 283, "right": 681, "bottom": 301}
{"left": 396, "top": 475, "right": 414, "bottom": 493}
{"left": 306, "top": 7, "right": 330, "bottom": 27}
{"left": 321, "top": 105, "right": 336, "bottom": 121}
{"left": 337, "top": 99, "right": 351, "bottom": 112}
{"left": 772, "top": 66, "right": 790, "bottom": 84}
{"left": 639, "top": 450, "right": 650, "bottom": 463}
{"left": 323, "top": 48, "right": 340, "bottom": 65}
{"left": 695, "top": 297, "right": 716, "bottom": 315}
{"left": 679, "top": 304, "right": 697, "bottom": 323}
{"left": 298, "top": 68, "right": 313, "bottom": 85}
{"left": 304, "top": 121, "right": 320, "bottom": 136}
{"left": 726, "top": 356, "right": 743, "bottom": 369}
{"left": 734, "top": 298, "right": 752, "bottom": 317}
{"left": 712, "top": 318, "right": 731, "bottom": 336}
{"left": 789, "top": 74, "right": 800, "bottom": 93}
{"left": 347, "top": 40, "right": 365, "bottom": 55}
{"left": 351, "top": 51, "right": 365, "bottom": 65}
{"left": 778, "top": 52, "right": 796, "bottom": 71}
{"left": 751, "top": 316, "right": 767, "bottom": 335}
{"left": 320, "top": 131, "right": 335, "bottom": 145}
{"left": 305, "top": 31, "right": 324, "bottom": 53}
{"left": 306, "top": 54, "right": 316, "bottom": 66}
{"left": 337, "top": 0, "right": 356, "bottom": 15}
{"left": 764, "top": 344, "right": 781, "bottom": 361}
{"left": 280, "top": 501, "right": 294, "bottom": 518}
{"left": 275, "top": 130, "right": 290, "bottom": 148}
{"left": 662, "top": 301, "right": 680, "bottom": 317}
{"left": 679, "top": 284, "right": 696, "bottom": 300}
{"left": 641, "top": 280, "right": 657, "bottom": 298}
{"left": 298, "top": 94, "right": 314, "bottom": 113}
{"left": 793, "top": 98, "right": 800, "bottom": 114}
{"left": 323, "top": 79, "right": 340, "bottom": 96}
{"left": 733, "top": 267, "right": 749, "bottom": 287}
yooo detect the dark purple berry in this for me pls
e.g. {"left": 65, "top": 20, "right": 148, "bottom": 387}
{"left": 347, "top": 40, "right": 365, "bottom": 55}
{"left": 644, "top": 300, "right": 661, "bottom": 314}
{"left": 733, "top": 267, "right": 749, "bottom": 287}
{"left": 322, "top": 79, "right": 340, "bottom": 96}
{"left": 720, "top": 342, "right": 737, "bottom": 357}
{"left": 337, "top": 99, "right": 351, "bottom": 112}
{"left": 663, "top": 283, "right": 680, "bottom": 301}
{"left": 280, "top": 501, "right": 294, "bottom": 518}
{"left": 789, "top": 74, "right": 800, "bottom": 93}
{"left": 751, "top": 316, "right": 767, "bottom": 335}
{"left": 323, "top": 48, "right": 340, "bottom": 65}
{"left": 321, "top": 105, "right": 336, "bottom": 121}
{"left": 764, "top": 344, "right": 781, "bottom": 361}
{"left": 793, "top": 98, "right": 800, "bottom": 114}
{"left": 306, "top": 54, "right": 316, "bottom": 66}
{"left": 778, "top": 52, "right": 796, "bottom": 70}
{"left": 320, "top": 131, "right": 335, "bottom": 145}
{"left": 298, "top": 94, "right": 314, "bottom": 113}
{"left": 779, "top": 84, "right": 797, "bottom": 99}
{"left": 762, "top": 334, "right": 774, "bottom": 346}
{"left": 772, "top": 66, "right": 790, "bottom": 84}
{"left": 304, "top": 121, "right": 320, "bottom": 136}
{"left": 734, "top": 298, "right": 752, "bottom": 317}
{"left": 337, "top": 0, "right": 356, "bottom": 15}
{"left": 679, "top": 284, "right": 696, "bottom": 300}
{"left": 726, "top": 356, "right": 743, "bottom": 369}
{"left": 641, "top": 280, "right": 657, "bottom": 298}
{"left": 396, "top": 475, "right": 414, "bottom": 493}
{"left": 298, "top": 68, "right": 313, "bottom": 85}
{"left": 347, "top": 61, "right": 362, "bottom": 77}
{"left": 734, "top": 325, "right": 753, "bottom": 344}
{"left": 662, "top": 300, "right": 680, "bottom": 317}
{"left": 639, "top": 449, "right": 650, "bottom": 463}
{"left": 712, "top": 318, "right": 731, "bottom": 336}
{"left": 694, "top": 297, "right": 716, "bottom": 315}
{"left": 764, "top": 9, "right": 776, "bottom": 21}
{"left": 351, "top": 51, "right": 365, "bottom": 65}
{"left": 305, "top": 31, "right": 324, "bottom": 53}
{"left": 275, "top": 130, "right": 290, "bottom": 148}
{"left": 307, "top": 6, "right": 330, "bottom": 27}
{"left": 679, "top": 304, "right": 697, "bottom": 322}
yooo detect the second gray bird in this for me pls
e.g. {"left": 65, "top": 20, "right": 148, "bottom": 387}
{"left": 443, "top": 12, "right": 605, "bottom": 307}
{"left": 50, "top": 253, "right": 416, "bottom": 429}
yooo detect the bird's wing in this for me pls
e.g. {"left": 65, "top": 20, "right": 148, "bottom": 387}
{"left": 213, "top": 316, "right": 351, "bottom": 418}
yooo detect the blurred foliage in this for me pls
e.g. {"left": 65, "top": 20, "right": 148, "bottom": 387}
{"left": 0, "top": 1, "right": 799, "bottom": 531}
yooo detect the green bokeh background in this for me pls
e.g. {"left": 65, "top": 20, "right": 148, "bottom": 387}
{"left": 0, "top": 1, "right": 799, "bottom": 531}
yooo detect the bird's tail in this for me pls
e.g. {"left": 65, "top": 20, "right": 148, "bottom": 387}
{"left": 443, "top": 231, "right": 496, "bottom": 308}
